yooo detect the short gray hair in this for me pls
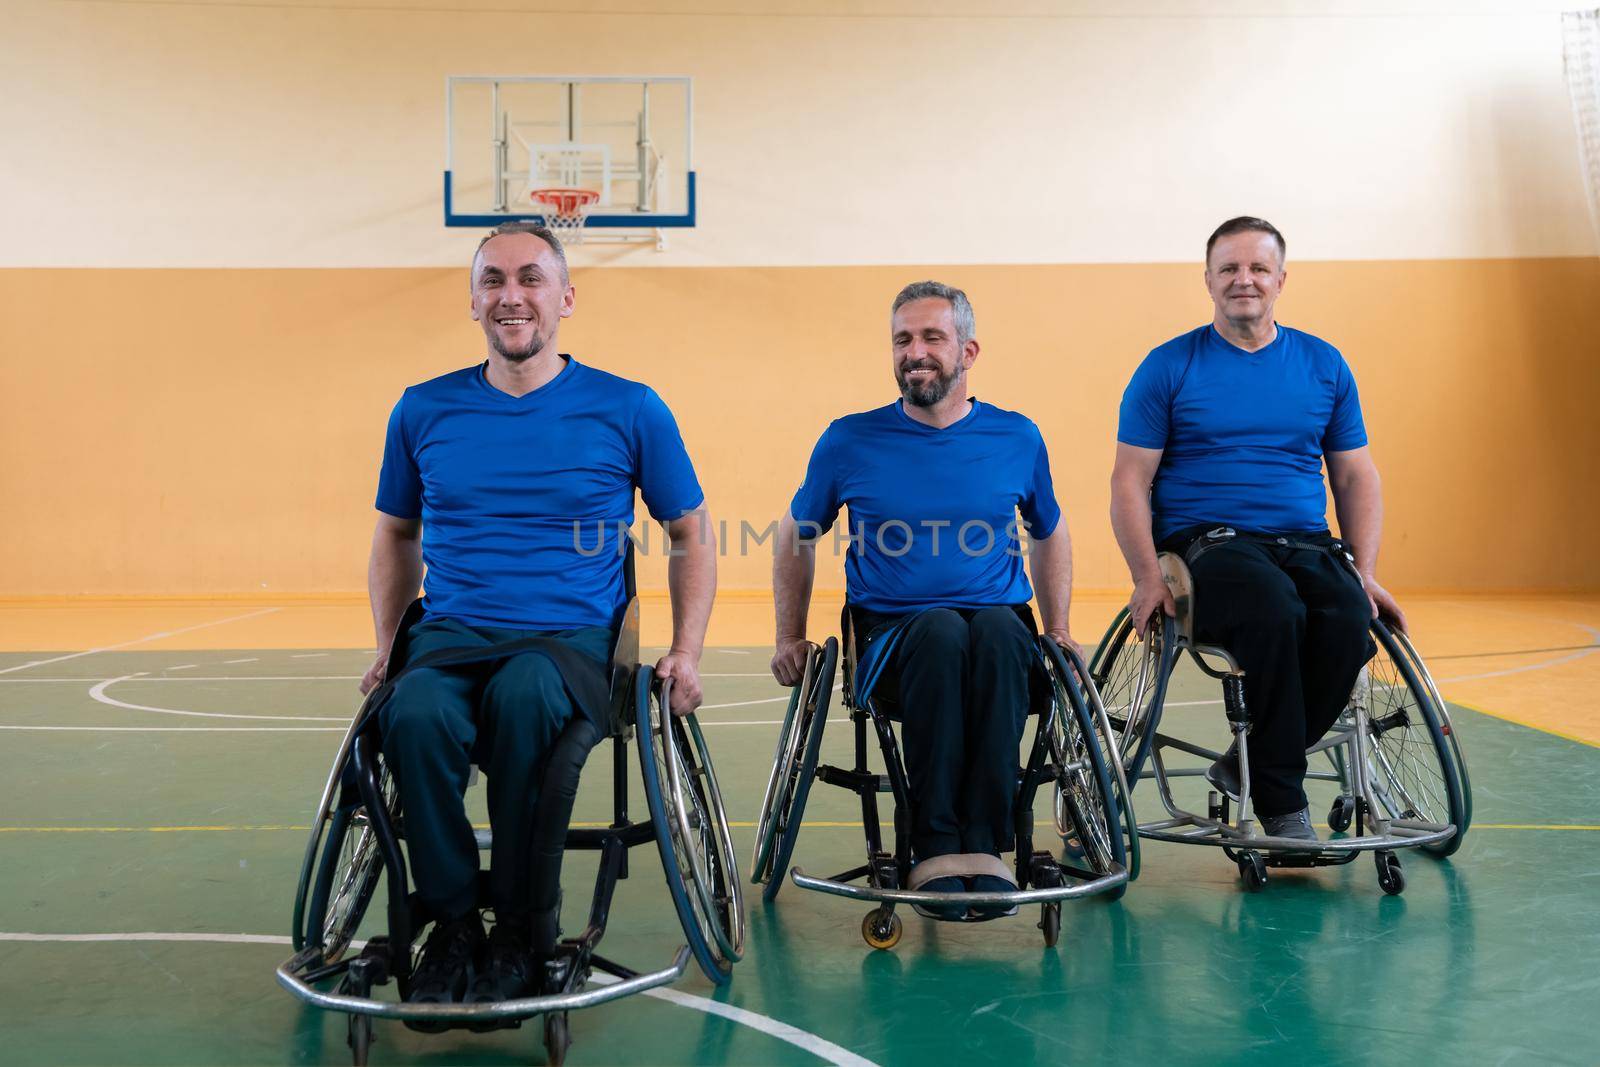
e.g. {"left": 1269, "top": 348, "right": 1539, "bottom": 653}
{"left": 891, "top": 280, "right": 975, "bottom": 346}
{"left": 471, "top": 221, "right": 570, "bottom": 284}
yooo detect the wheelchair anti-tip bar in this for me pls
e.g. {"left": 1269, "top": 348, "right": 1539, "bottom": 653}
{"left": 1135, "top": 820, "right": 1457, "bottom": 855}
{"left": 788, "top": 864, "right": 1128, "bottom": 906}
{"left": 273, "top": 945, "right": 690, "bottom": 1022}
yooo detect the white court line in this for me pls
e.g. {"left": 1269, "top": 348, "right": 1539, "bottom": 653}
{"left": 0, "top": 676, "right": 364, "bottom": 683}
{"left": 165, "top": 664, "right": 196, "bottom": 672}
{"left": 698, "top": 718, "right": 851, "bottom": 727}
{"left": 87, "top": 675, "right": 350, "bottom": 722}
{"left": 1434, "top": 623, "right": 1600, "bottom": 683}
{"left": 0, "top": 608, "right": 281, "bottom": 676}
{"left": 699, "top": 684, "right": 841, "bottom": 711}
{"left": 0, "top": 932, "right": 880, "bottom": 1067}
{"left": 290, "top": 652, "right": 329, "bottom": 659}
{"left": 223, "top": 658, "right": 258, "bottom": 664}
{"left": 0, "top": 725, "right": 345, "bottom": 732}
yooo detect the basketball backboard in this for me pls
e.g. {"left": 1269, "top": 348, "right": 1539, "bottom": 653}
{"left": 444, "top": 75, "right": 694, "bottom": 244}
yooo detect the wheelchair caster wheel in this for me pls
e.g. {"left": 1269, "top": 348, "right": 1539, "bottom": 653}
{"left": 346, "top": 1014, "right": 372, "bottom": 1066}
{"left": 1376, "top": 851, "right": 1405, "bottom": 896}
{"left": 862, "top": 908, "right": 902, "bottom": 950}
{"left": 544, "top": 1012, "right": 571, "bottom": 1065}
{"left": 1239, "top": 851, "right": 1268, "bottom": 892}
{"left": 1328, "top": 795, "right": 1357, "bottom": 833}
{"left": 1039, "top": 903, "right": 1061, "bottom": 948}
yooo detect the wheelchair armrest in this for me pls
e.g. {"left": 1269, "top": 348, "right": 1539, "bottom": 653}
{"left": 1157, "top": 552, "right": 1196, "bottom": 645}
{"left": 607, "top": 596, "right": 641, "bottom": 737}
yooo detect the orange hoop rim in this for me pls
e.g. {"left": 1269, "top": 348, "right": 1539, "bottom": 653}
{"left": 529, "top": 187, "right": 601, "bottom": 216}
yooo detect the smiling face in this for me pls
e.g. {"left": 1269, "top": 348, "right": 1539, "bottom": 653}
{"left": 1205, "top": 230, "right": 1286, "bottom": 329}
{"left": 891, "top": 297, "right": 977, "bottom": 407}
{"left": 469, "top": 232, "right": 574, "bottom": 362}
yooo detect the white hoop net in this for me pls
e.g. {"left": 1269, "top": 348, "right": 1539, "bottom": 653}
{"left": 1563, "top": 9, "right": 1600, "bottom": 246}
{"left": 530, "top": 188, "right": 600, "bottom": 244}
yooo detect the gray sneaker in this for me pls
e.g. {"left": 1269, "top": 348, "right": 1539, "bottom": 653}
{"left": 1260, "top": 807, "right": 1319, "bottom": 843}
{"left": 1205, "top": 742, "right": 1241, "bottom": 802}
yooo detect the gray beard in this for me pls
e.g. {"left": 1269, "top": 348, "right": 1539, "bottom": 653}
{"left": 897, "top": 364, "right": 959, "bottom": 407}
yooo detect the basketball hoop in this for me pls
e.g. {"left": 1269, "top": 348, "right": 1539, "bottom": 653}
{"left": 530, "top": 187, "right": 600, "bottom": 242}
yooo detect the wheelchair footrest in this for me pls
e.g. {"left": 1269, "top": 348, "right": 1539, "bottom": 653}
{"left": 274, "top": 945, "right": 691, "bottom": 1024}
{"left": 790, "top": 864, "right": 1127, "bottom": 907}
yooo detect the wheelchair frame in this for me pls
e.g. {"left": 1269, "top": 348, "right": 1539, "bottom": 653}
{"left": 751, "top": 608, "right": 1136, "bottom": 950}
{"left": 1090, "top": 550, "right": 1470, "bottom": 895}
{"left": 275, "top": 588, "right": 744, "bottom": 1065}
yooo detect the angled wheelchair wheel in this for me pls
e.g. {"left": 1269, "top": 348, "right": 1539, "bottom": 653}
{"left": 751, "top": 650, "right": 817, "bottom": 886}
{"left": 294, "top": 710, "right": 396, "bottom": 963}
{"left": 1357, "top": 620, "right": 1468, "bottom": 858}
{"left": 1041, "top": 640, "right": 1128, "bottom": 900}
{"left": 1089, "top": 608, "right": 1175, "bottom": 783}
{"left": 761, "top": 638, "right": 838, "bottom": 904}
{"left": 637, "top": 667, "right": 744, "bottom": 984}
{"left": 1391, "top": 626, "right": 1473, "bottom": 840}
{"left": 1052, "top": 641, "right": 1142, "bottom": 881}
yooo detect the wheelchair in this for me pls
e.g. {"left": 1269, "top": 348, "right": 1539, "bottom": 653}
{"left": 750, "top": 606, "right": 1138, "bottom": 950}
{"left": 1089, "top": 543, "right": 1472, "bottom": 895}
{"left": 275, "top": 571, "right": 744, "bottom": 1065}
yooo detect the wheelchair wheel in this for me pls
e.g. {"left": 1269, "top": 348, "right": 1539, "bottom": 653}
{"left": 751, "top": 648, "right": 817, "bottom": 886}
{"left": 1357, "top": 620, "right": 1468, "bottom": 858}
{"left": 1055, "top": 642, "right": 1142, "bottom": 881}
{"left": 299, "top": 752, "right": 396, "bottom": 964}
{"left": 1391, "top": 626, "right": 1473, "bottom": 840}
{"left": 637, "top": 667, "right": 744, "bottom": 985}
{"left": 1041, "top": 640, "right": 1128, "bottom": 900}
{"left": 1088, "top": 608, "right": 1175, "bottom": 782}
{"left": 760, "top": 638, "right": 838, "bottom": 904}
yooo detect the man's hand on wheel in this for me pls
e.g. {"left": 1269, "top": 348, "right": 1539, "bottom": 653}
{"left": 1362, "top": 575, "right": 1408, "bottom": 635}
{"left": 770, "top": 636, "right": 811, "bottom": 687}
{"left": 654, "top": 649, "right": 704, "bottom": 717}
{"left": 1129, "top": 575, "right": 1176, "bottom": 636}
{"left": 359, "top": 653, "right": 388, "bottom": 696}
{"left": 1045, "top": 628, "right": 1084, "bottom": 662}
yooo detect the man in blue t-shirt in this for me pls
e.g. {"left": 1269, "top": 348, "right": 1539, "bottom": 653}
{"left": 771, "top": 281, "right": 1078, "bottom": 918}
{"left": 364, "top": 222, "right": 715, "bottom": 1016}
{"left": 1111, "top": 216, "right": 1405, "bottom": 842}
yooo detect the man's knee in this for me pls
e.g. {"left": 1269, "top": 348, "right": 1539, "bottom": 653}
{"left": 382, "top": 669, "right": 472, "bottom": 754}
{"left": 967, "top": 605, "right": 1032, "bottom": 656}
{"left": 901, "top": 608, "right": 969, "bottom": 657}
{"left": 481, "top": 653, "right": 570, "bottom": 735}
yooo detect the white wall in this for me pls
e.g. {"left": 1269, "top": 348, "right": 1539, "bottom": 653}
{"left": 2, "top": 0, "right": 1592, "bottom": 267}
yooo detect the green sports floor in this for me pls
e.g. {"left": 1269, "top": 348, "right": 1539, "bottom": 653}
{"left": 1, "top": 642, "right": 1596, "bottom": 1066}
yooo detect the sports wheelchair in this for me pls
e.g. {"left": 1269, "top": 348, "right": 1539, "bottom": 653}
{"left": 1090, "top": 544, "right": 1471, "bottom": 895}
{"left": 750, "top": 606, "right": 1138, "bottom": 950}
{"left": 276, "top": 576, "right": 744, "bottom": 1065}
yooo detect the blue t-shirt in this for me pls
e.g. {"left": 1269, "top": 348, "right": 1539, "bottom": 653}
{"left": 375, "top": 357, "right": 703, "bottom": 631}
{"left": 1117, "top": 324, "right": 1367, "bottom": 542}
{"left": 789, "top": 400, "right": 1061, "bottom": 614}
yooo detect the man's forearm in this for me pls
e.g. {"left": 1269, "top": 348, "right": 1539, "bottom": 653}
{"left": 773, "top": 514, "right": 816, "bottom": 642}
{"left": 369, "top": 526, "right": 423, "bottom": 654}
{"left": 666, "top": 508, "right": 717, "bottom": 658}
{"left": 1332, "top": 472, "right": 1384, "bottom": 578}
{"left": 1030, "top": 527, "right": 1074, "bottom": 636}
{"left": 1110, "top": 478, "right": 1162, "bottom": 583}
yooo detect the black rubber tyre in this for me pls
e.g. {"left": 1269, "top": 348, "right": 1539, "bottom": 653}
{"left": 1376, "top": 850, "right": 1406, "bottom": 896}
{"left": 1239, "top": 851, "right": 1268, "bottom": 892}
{"left": 1328, "top": 794, "right": 1357, "bottom": 833}
{"left": 762, "top": 638, "right": 838, "bottom": 903}
{"left": 1040, "top": 903, "right": 1061, "bottom": 948}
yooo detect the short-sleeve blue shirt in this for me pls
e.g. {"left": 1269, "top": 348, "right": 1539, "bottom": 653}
{"left": 376, "top": 357, "right": 703, "bottom": 631}
{"left": 1117, "top": 324, "right": 1367, "bottom": 542}
{"left": 789, "top": 400, "right": 1061, "bottom": 615}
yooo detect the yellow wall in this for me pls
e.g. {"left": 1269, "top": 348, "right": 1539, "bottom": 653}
{"left": 3, "top": 256, "right": 1597, "bottom": 597}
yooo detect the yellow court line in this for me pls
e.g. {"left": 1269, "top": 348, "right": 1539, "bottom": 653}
{"left": 1, "top": 822, "right": 1596, "bottom": 833}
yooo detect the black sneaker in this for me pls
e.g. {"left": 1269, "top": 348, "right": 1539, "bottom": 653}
{"left": 404, "top": 912, "right": 484, "bottom": 1032}
{"left": 1205, "top": 741, "right": 1242, "bottom": 803}
{"left": 1261, "top": 806, "right": 1319, "bottom": 843}
{"left": 464, "top": 916, "right": 535, "bottom": 1028}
